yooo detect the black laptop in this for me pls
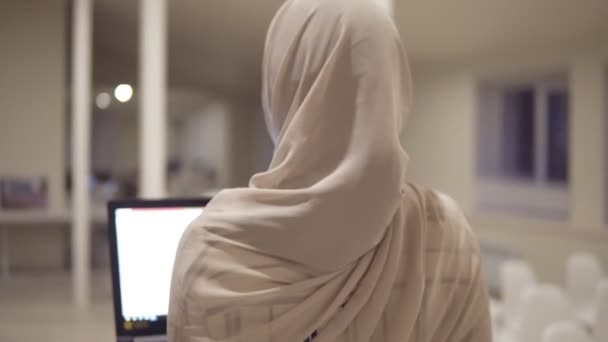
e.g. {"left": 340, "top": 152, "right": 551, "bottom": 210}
{"left": 107, "top": 198, "right": 210, "bottom": 342}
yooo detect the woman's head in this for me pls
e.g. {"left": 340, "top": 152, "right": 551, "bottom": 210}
{"left": 262, "top": 0, "right": 412, "bottom": 144}
{"left": 256, "top": 0, "right": 412, "bottom": 196}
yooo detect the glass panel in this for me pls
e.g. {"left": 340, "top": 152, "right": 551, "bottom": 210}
{"left": 546, "top": 90, "right": 569, "bottom": 183}
{"left": 501, "top": 88, "right": 535, "bottom": 179}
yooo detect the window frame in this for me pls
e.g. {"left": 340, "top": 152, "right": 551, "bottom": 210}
{"left": 476, "top": 76, "right": 569, "bottom": 220}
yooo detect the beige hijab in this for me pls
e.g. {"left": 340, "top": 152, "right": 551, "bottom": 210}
{"left": 169, "top": 0, "right": 417, "bottom": 340}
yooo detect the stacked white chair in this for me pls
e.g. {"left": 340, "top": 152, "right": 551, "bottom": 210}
{"left": 516, "top": 284, "right": 571, "bottom": 342}
{"left": 595, "top": 279, "right": 608, "bottom": 342}
{"left": 500, "top": 259, "right": 537, "bottom": 331}
{"left": 567, "top": 252, "right": 604, "bottom": 324}
{"left": 542, "top": 321, "right": 593, "bottom": 342}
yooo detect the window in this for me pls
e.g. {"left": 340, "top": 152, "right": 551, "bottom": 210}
{"left": 476, "top": 77, "right": 569, "bottom": 220}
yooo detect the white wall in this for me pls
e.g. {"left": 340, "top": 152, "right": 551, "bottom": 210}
{"left": 402, "top": 69, "right": 476, "bottom": 211}
{"left": 176, "top": 102, "right": 231, "bottom": 187}
{"left": 0, "top": 0, "right": 67, "bottom": 210}
{"left": 570, "top": 58, "right": 605, "bottom": 229}
{"left": 405, "top": 49, "right": 608, "bottom": 283}
{"left": 477, "top": 86, "right": 504, "bottom": 178}
{"left": 0, "top": 0, "right": 67, "bottom": 270}
{"left": 472, "top": 215, "right": 608, "bottom": 285}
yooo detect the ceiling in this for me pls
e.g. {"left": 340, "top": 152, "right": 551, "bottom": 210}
{"left": 92, "top": 0, "right": 608, "bottom": 102}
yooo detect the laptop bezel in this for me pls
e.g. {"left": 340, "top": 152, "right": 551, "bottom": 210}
{"left": 107, "top": 197, "right": 211, "bottom": 338}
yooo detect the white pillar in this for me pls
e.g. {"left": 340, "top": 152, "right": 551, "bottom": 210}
{"left": 570, "top": 57, "right": 605, "bottom": 230}
{"left": 139, "top": 0, "right": 168, "bottom": 198}
{"left": 71, "top": 0, "right": 93, "bottom": 308}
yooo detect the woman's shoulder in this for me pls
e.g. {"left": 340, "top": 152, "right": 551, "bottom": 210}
{"left": 402, "top": 182, "right": 472, "bottom": 233}
{"left": 402, "top": 183, "right": 459, "bottom": 210}
{"left": 403, "top": 183, "right": 482, "bottom": 261}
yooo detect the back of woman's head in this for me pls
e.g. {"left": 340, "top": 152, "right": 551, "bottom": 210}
{"left": 262, "top": 0, "right": 412, "bottom": 144}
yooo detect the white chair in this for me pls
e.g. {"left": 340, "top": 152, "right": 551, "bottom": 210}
{"left": 500, "top": 259, "right": 537, "bottom": 330}
{"left": 543, "top": 321, "right": 593, "bottom": 342}
{"left": 567, "top": 252, "right": 604, "bottom": 316}
{"left": 518, "top": 284, "right": 572, "bottom": 342}
{"left": 596, "top": 279, "right": 608, "bottom": 342}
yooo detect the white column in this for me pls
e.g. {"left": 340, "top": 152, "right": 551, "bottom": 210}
{"left": 139, "top": 0, "right": 168, "bottom": 198}
{"left": 570, "top": 57, "right": 605, "bottom": 230}
{"left": 71, "top": 0, "right": 93, "bottom": 308}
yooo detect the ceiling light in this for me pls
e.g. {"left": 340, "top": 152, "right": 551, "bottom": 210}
{"left": 114, "top": 84, "right": 133, "bottom": 103}
{"left": 95, "top": 92, "right": 111, "bottom": 109}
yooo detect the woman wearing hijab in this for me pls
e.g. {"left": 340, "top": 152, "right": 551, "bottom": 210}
{"left": 168, "top": 0, "right": 492, "bottom": 341}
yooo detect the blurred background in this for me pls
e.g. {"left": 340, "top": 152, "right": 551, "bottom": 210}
{"left": 0, "top": 0, "right": 607, "bottom": 341}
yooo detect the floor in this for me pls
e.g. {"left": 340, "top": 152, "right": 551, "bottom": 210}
{"left": 0, "top": 271, "right": 115, "bottom": 342}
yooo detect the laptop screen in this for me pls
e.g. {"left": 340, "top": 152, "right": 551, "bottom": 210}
{"left": 108, "top": 199, "right": 209, "bottom": 337}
